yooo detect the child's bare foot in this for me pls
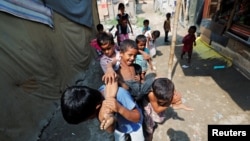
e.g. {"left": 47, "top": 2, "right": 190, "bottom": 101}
{"left": 172, "top": 103, "right": 194, "bottom": 111}
{"left": 100, "top": 113, "right": 116, "bottom": 130}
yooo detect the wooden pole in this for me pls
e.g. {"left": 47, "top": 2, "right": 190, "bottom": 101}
{"left": 167, "top": 0, "right": 182, "bottom": 79}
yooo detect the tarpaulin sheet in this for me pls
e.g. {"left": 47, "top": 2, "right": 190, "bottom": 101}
{"left": 194, "top": 37, "right": 232, "bottom": 67}
{"left": 0, "top": 0, "right": 101, "bottom": 140}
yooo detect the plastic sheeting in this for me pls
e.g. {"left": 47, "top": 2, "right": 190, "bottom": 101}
{"left": 194, "top": 37, "right": 232, "bottom": 67}
{"left": 0, "top": 0, "right": 102, "bottom": 140}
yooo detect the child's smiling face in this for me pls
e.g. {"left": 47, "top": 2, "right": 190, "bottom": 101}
{"left": 120, "top": 47, "right": 138, "bottom": 66}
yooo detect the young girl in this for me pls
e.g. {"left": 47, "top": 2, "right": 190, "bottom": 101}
{"left": 181, "top": 25, "right": 197, "bottom": 64}
{"left": 144, "top": 30, "right": 160, "bottom": 58}
{"left": 116, "top": 3, "right": 133, "bottom": 45}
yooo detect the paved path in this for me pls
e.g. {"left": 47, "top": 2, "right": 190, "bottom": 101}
{"left": 136, "top": 1, "right": 250, "bottom": 141}
{"left": 39, "top": 1, "right": 250, "bottom": 141}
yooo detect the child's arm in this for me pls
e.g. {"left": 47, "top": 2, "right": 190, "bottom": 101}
{"left": 171, "top": 91, "right": 194, "bottom": 111}
{"left": 99, "top": 80, "right": 119, "bottom": 132}
{"left": 147, "top": 57, "right": 155, "bottom": 71}
{"left": 103, "top": 97, "right": 141, "bottom": 122}
{"left": 138, "top": 50, "right": 151, "bottom": 60}
{"left": 127, "top": 19, "right": 133, "bottom": 34}
{"left": 148, "top": 92, "right": 168, "bottom": 114}
{"left": 102, "top": 60, "right": 118, "bottom": 84}
{"left": 163, "top": 20, "right": 166, "bottom": 31}
{"left": 193, "top": 36, "right": 196, "bottom": 46}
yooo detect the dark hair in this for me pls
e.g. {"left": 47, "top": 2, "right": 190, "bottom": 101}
{"left": 96, "top": 24, "right": 104, "bottom": 32}
{"left": 166, "top": 13, "right": 171, "bottom": 17}
{"left": 133, "top": 63, "right": 142, "bottom": 75}
{"left": 152, "top": 30, "right": 160, "bottom": 39}
{"left": 189, "top": 25, "right": 197, "bottom": 32}
{"left": 143, "top": 19, "right": 149, "bottom": 24}
{"left": 118, "top": 3, "right": 125, "bottom": 10}
{"left": 61, "top": 85, "right": 104, "bottom": 124}
{"left": 97, "top": 32, "right": 115, "bottom": 47}
{"left": 135, "top": 34, "right": 147, "bottom": 44}
{"left": 152, "top": 78, "right": 175, "bottom": 106}
{"left": 120, "top": 39, "right": 138, "bottom": 53}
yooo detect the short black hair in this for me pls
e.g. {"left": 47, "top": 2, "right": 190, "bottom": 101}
{"left": 133, "top": 63, "right": 142, "bottom": 75}
{"left": 152, "top": 78, "right": 175, "bottom": 106}
{"left": 97, "top": 32, "right": 115, "bottom": 47}
{"left": 61, "top": 85, "right": 104, "bottom": 124}
{"left": 118, "top": 3, "right": 125, "bottom": 10}
{"left": 189, "top": 25, "right": 197, "bottom": 32}
{"left": 166, "top": 13, "right": 171, "bottom": 17}
{"left": 135, "top": 34, "right": 147, "bottom": 43}
{"left": 120, "top": 39, "right": 138, "bottom": 53}
{"left": 96, "top": 24, "right": 104, "bottom": 32}
{"left": 143, "top": 19, "right": 149, "bottom": 24}
{"left": 152, "top": 30, "right": 160, "bottom": 39}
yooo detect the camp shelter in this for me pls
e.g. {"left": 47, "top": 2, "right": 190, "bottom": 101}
{"left": 0, "top": 0, "right": 105, "bottom": 141}
{"left": 200, "top": 0, "right": 250, "bottom": 78}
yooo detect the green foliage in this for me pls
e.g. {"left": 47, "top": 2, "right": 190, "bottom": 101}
{"left": 136, "top": 16, "right": 145, "bottom": 28}
{"left": 103, "top": 16, "right": 145, "bottom": 28}
{"left": 104, "top": 18, "right": 117, "bottom": 25}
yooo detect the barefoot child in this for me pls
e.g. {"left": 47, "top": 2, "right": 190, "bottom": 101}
{"left": 140, "top": 78, "right": 193, "bottom": 141}
{"left": 181, "top": 25, "right": 197, "bottom": 64}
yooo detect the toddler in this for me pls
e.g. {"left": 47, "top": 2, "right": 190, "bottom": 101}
{"left": 181, "top": 25, "right": 197, "bottom": 64}
{"left": 142, "top": 19, "right": 151, "bottom": 34}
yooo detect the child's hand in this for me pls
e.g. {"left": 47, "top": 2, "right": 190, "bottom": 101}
{"left": 102, "top": 98, "right": 120, "bottom": 113}
{"left": 143, "top": 53, "right": 151, "bottom": 60}
{"left": 102, "top": 69, "right": 117, "bottom": 84}
{"left": 172, "top": 103, "right": 194, "bottom": 111}
{"left": 134, "top": 75, "right": 141, "bottom": 82}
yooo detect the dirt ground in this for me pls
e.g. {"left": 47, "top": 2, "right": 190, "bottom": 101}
{"left": 39, "top": 0, "right": 250, "bottom": 141}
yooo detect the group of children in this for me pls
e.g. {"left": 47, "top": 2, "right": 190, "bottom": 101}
{"left": 61, "top": 3, "right": 197, "bottom": 141}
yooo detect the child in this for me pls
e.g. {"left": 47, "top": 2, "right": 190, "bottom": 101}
{"left": 97, "top": 32, "right": 120, "bottom": 73}
{"left": 61, "top": 80, "right": 145, "bottom": 140}
{"left": 142, "top": 19, "right": 151, "bottom": 34}
{"left": 140, "top": 78, "right": 193, "bottom": 141}
{"left": 163, "top": 13, "right": 171, "bottom": 42}
{"left": 181, "top": 25, "right": 197, "bottom": 64}
{"left": 91, "top": 24, "right": 115, "bottom": 58}
{"left": 134, "top": 34, "right": 155, "bottom": 81}
{"left": 116, "top": 3, "right": 133, "bottom": 45}
{"left": 103, "top": 39, "right": 155, "bottom": 101}
{"left": 144, "top": 30, "right": 160, "bottom": 58}
{"left": 90, "top": 24, "right": 105, "bottom": 57}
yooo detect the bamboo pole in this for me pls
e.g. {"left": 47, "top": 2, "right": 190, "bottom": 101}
{"left": 167, "top": 0, "right": 182, "bottom": 79}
